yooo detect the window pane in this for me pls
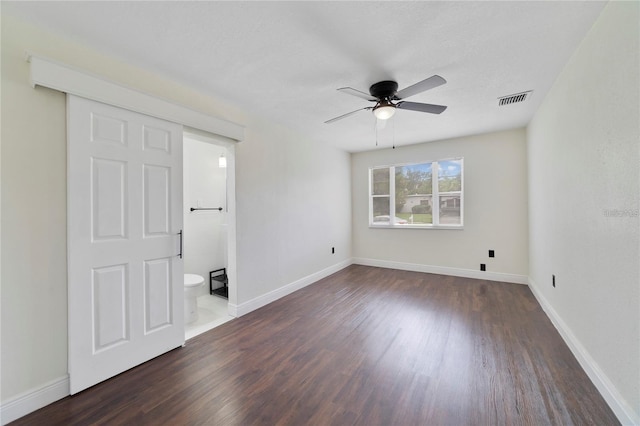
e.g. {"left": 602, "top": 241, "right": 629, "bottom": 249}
{"left": 372, "top": 197, "right": 390, "bottom": 223}
{"left": 438, "top": 194, "right": 461, "bottom": 225}
{"left": 395, "top": 163, "right": 433, "bottom": 225}
{"left": 372, "top": 168, "right": 390, "bottom": 195}
{"left": 369, "top": 158, "right": 462, "bottom": 228}
{"left": 396, "top": 209, "right": 432, "bottom": 224}
{"left": 438, "top": 160, "right": 462, "bottom": 192}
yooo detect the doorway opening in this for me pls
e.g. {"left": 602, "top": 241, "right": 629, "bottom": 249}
{"left": 183, "top": 130, "right": 237, "bottom": 339}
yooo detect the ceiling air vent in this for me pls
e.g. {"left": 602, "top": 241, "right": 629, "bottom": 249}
{"left": 498, "top": 90, "right": 532, "bottom": 106}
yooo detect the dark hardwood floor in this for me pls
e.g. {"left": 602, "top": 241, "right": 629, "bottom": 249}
{"left": 12, "top": 265, "right": 619, "bottom": 425}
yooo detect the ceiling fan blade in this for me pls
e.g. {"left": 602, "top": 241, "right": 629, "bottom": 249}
{"left": 337, "top": 87, "right": 378, "bottom": 101}
{"left": 324, "top": 107, "right": 371, "bottom": 124}
{"left": 394, "top": 75, "right": 447, "bottom": 100}
{"left": 396, "top": 101, "right": 447, "bottom": 114}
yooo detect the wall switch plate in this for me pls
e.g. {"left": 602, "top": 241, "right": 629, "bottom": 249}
{"left": 480, "top": 264, "right": 486, "bottom": 271}
{"left": 489, "top": 250, "right": 495, "bottom": 258}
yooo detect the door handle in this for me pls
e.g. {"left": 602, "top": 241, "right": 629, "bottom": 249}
{"left": 177, "top": 230, "right": 183, "bottom": 259}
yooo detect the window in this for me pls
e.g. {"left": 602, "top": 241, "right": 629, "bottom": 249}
{"left": 369, "top": 158, "right": 463, "bottom": 228}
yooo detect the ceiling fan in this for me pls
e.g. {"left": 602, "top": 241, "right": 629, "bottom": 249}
{"left": 325, "top": 75, "right": 448, "bottom": 124}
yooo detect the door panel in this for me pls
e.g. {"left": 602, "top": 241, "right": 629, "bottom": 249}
{"left": 92, "top": 264, "right": 129, "bottom": 351}
{"left": 68, "top": 95, "right": 184, "bottom": 394}
{"left": 91, "top": 158, "right": 128, "bottom": 241}
{"left": 143, "top": 125, "right": 171, "bottom": 153}
{"left": 144, "top": 258, "right": 173, "bottom": 332}
{"left": 143, "top": 164, "right": 171, "bottom": 236}
{"left": 91, "top": 112, "right": 127, "bottom": 146}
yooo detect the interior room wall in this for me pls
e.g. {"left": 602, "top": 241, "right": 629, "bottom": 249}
{"left": 183, "top": 138, "right": 227, "bottom": 295}
{"left": 527, "top": 1, "right": 639, "bottom": 422}
{"left": 0, "top": 14, "right": 352, "bottom": 412}
{"left": 351, "top": 128, "right": 529, "bottom": 279}
{"left": 234, "top": 119, "right": 352, "bottom": 303}
{"left": 1, "top": 17, "right": 69, "bottom": 412}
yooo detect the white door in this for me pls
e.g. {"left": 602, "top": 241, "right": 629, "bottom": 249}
{"left": 67, "top": 95, "right": 184, "bottom": 394}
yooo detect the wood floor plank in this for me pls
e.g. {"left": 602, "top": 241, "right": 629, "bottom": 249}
{"left": 11, "top": 265, "right": 619, "bottom": 425}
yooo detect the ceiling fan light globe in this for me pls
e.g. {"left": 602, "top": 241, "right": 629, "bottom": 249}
{"left": 373, "top": 105, "right": 396, "bottom": 120}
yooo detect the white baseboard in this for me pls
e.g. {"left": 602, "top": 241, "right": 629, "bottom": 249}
{"left": 231, "top": 259, "right": 353, "bottom": 317}
{"left": 227, "top": 301, "right": 239, "bottom": 318}
{"left": 0, "top": 376, "right": 69, "bottom": 425}
{"left": 528, "top": 278, "right": 639, "bottom": 426}
{"left": 352, "top": 257, "right": 528, "bottom": 285}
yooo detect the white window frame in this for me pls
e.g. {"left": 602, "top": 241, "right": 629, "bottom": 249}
{"left": 368, "top": 158, "right": 464, "bottom": 229}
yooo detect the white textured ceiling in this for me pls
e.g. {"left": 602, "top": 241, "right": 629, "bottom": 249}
{"left": 3, "top": 1, "right": 606, "bottom": 152}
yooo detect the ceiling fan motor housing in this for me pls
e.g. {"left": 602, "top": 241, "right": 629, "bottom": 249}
{"left": 369, "top": 80, "right": 399, "bottom": 100}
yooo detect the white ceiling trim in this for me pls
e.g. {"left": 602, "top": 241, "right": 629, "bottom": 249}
{"left": 26, "top": 53, "right": 245, "bottom": 142}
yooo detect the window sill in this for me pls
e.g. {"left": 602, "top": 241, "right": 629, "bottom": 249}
{"left": 369, "top": 224, "right": 464, "bottom": 230}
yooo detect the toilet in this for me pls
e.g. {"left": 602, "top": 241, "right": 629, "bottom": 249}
{"left": 184, "top": 274, "right": 205, "bottom": 323}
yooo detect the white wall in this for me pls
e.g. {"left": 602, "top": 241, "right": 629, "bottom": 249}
{"left": 1, "top": 17, "right": 69, "bottom": 410}
{"left": 0, "top": 14, "right": 352, "bottom": 416}
{"left": 351, "top": 128, "right": 528, "bottom": 280}
{"left": 527, "top": 1, "right": 639, "bottom": 423}
{"left": 235, "top": 119, "right": 351, "bottom": 303}
{"left": 183, "top": 138, "right": 227, "bottom": 294}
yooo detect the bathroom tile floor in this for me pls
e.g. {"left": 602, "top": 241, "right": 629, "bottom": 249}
{"left": 185, "top": 294, "right": 235, "bottom": 340}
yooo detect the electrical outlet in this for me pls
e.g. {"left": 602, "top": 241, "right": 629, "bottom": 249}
{"left": 552, "top": 275, "right": 556, "bottom": 288}
{"left": 480, "top": 264, "right": 486, "bottom": 271}
{"left": 332, "top": 247, "right": 335, "bottom": 254}
{"left": 489, "top": 250, "right": 495, "bottom": 258}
